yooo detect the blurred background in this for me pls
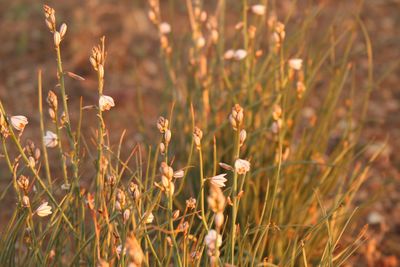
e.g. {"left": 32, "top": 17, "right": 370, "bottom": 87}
{"left": 0, "top": 0, "right": 399, "bottom": 265}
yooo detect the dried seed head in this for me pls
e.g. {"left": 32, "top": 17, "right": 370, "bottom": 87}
{"left": 186, "top": 197, "right": 197, "bottom": 209}
{"left": 47, "top": 90, "right": 58, "bottom": 110}
{"left": 157, "top": 116, "right": 169, "bottom": 133}
{"left": 193, "top": 127, "right": 203, "bottom": 149}
{"left": 17, "top": 175, "right": 29, "bottom": 191}
{"left": 43, "top": 5, "right": 56, "bottom": 32}
{"left": 229, "top": 104, "right": 244, "bottom": 130}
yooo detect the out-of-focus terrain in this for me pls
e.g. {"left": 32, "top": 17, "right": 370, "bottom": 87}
{"left": 0, "top": 0, "right": 399, "bottom": 265}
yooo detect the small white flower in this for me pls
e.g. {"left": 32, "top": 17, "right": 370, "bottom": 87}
{"left": 43, "top": 131, "right": 58, "bottom": 148}
{"left": 205, "top": 229, "right": 222, "bottom": 250}
{"left": 159, "top": 22, "right": 171, "bottom": 34}
{"left": 234, "top": 49, "right": 247, "bottom": 60}
{"left": 35, "top": 202, "right": 52, "bottom": 217}
{"left": 289, "top": 58, "right": 303, "bottom": 71}
{"left": 145, "top": 212, "right": 154, "bottom": 224}
{"left": 251, "top": 5, "right": 266, "bottom": 16}
{"left": 234, "top": 159, "right": 251, "bottom": 175}
{"left": 10, "top": 116, "right": 28, "bottom": 131}
{"left": 99, "top": 95, "right": 115, "bottom": 111}
{"left": 224, "top": 49, "right": 235, "bottom": 60}
{"left": 209, "top": 173, "right": 228, "bottom": 188}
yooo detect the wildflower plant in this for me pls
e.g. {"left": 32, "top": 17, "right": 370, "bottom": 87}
{"left": 0, "top": 2, "right": 376, "bottom": 267}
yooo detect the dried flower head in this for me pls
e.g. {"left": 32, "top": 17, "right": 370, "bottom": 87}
{"left": 17, "top": 175, "right": 29, "bottom": 192}
{"left": 99, "top": 95, "right": 115, "bottom": 111}
{"left": 35, "top": 202, "right": 52, "bottom": 217}
{"left": 10, "top": 116, "right": 28, "bottom": 131}
{"left": 43, "top": 131, "right": 58, "bottom": 148}
{"left": 229, "top": 104, "right": 244, "bottom": 130}
{"left": 234, "top": 159, "right": 251, "bottom": 175}
{"left": 186, "top": 197, "right": 197, "bottom": 209}
{"left": 43, "top": 5, "right": 56, "bottom": 32}
{"left": 47, "top": 90, "right": 58, "bottom": 110}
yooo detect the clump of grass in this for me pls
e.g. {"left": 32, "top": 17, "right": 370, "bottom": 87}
{"left": 0, "top": 2, "right": 375, "bottom": 266}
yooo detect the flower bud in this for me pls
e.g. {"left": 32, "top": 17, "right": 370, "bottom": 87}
{"left": 22, "top": 196, "right": 30, "bottom": 207}
{"left": 215, "top": 212, "right": 224, "bottom": 229}
{"left": 53, "top": 31, "right": 61, "bottom": 47}
{"left": 239, "top": 129, "right": 247, "bottom": 146}
{"left": 164, "top": 129, "right": 171, "bottom": 144}
{"left": 59, "top": 23, "right": 67, "bottom": 39}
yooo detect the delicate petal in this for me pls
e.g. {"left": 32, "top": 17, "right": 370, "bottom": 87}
{"left": 36, "top": 202, "right": 52, "bottom": 217}
{"left": 209, "top": 173, "right": 228, "bottom": 188}
{"left": 10, "top": 116, "right": 28, "bottom": 131}
{"left": 43, "top": 131, "right": 58, "bottom": 148}
{"left": 251, "top": 5, "right": 266, "bottom": 16}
